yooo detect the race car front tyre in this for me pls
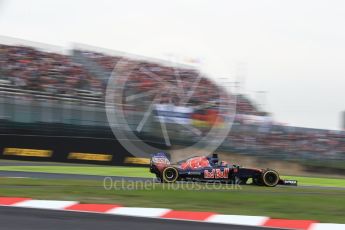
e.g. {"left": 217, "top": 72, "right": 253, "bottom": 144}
{"left": 162, "top": 167, "right": 179, "bottom": 183}
{"left": 262, "top": 170, "right": 280, "bottom": 187}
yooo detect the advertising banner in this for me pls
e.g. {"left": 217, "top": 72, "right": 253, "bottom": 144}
{"left": 154, "top": 104, "right": 193, "bottom": 125}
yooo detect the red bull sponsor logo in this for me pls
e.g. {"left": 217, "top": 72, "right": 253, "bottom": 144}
{"left": 204, "top": 168, "right": 229, "bottom": 179}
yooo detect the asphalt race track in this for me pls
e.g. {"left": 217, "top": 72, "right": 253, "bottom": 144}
{"left": 0, "top": 206, "right": 281, "bottom": 230}
{"left": 0, "top": 170, "right": 150, "bottom": 181}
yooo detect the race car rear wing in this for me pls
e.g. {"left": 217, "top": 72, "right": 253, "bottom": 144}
{"left": 151, "top": 152, "right": 171, "bottom": 166}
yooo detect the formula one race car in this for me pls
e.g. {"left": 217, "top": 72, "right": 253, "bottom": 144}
{"left": 149, "top": 153, "right": 297, "bottom": 187}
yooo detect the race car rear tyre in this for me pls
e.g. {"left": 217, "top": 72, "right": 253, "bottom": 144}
{"left": 162, "top": 167, "right": 179, "bottom": 183}
{"left": 262, "top": 170, "right": 280, "bottom": 187}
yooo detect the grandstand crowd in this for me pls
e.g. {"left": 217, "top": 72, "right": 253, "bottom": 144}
{"left": 0, "top": 43, "right": 344, "bottom": 159}
{"left": 77, "top": 50, "right": 227, "bottom": 108}
{"left": 0, "top": 44, "right": 260, "bottom": 114}
{"left": 0, "top": 44, "right": 104, "bottom": 95}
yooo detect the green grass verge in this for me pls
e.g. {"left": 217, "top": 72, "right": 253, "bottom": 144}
{"left": 1, "top": 165, "right": 345, "bottom": 187}
{"left": 0, "top": 178, "right": 345, "bottom": 223}
{"left": 286, "top": 175, "right": 345, "bottom": 188}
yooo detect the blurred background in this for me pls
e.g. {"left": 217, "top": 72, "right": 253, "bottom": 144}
{"left": 0, "top": 38, "right": 344, "bottom": 175}
{"left": 0, "top": 0, "right": 344, "bottom": 175}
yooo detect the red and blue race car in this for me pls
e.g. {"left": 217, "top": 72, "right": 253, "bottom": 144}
{"left": 149, "top": 153, "right": 297, "bottom": 187}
